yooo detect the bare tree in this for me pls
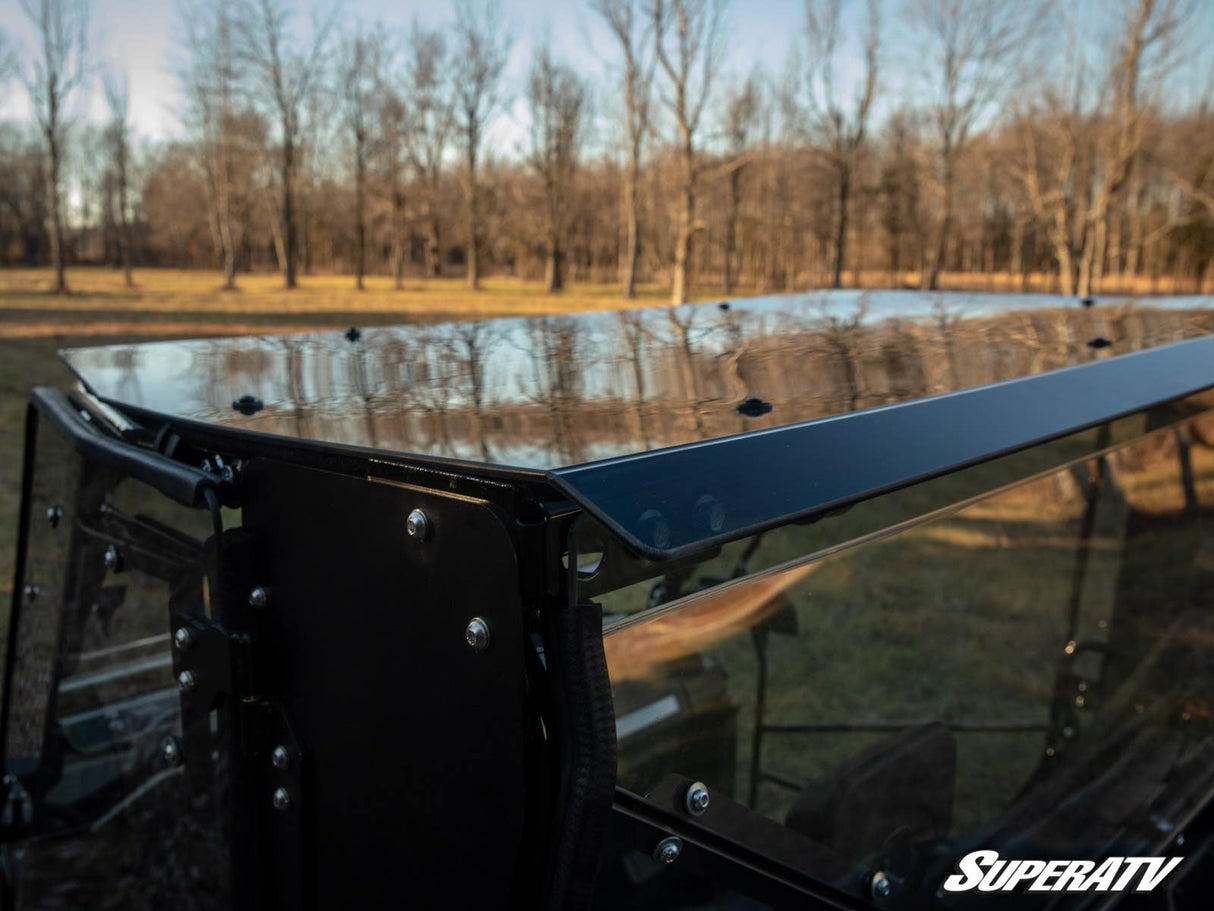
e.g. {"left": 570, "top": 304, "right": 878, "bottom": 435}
{"left": 103, "top": 70, "right": 134, "bottom": 287}
{"left": 338, "top": 25, "right": 383, "bottom": 290}
{"left": 451, "top": 0, "right": 510, "bottom": 290}
{"left": 591, "top": 0, "right": 656, "bottom": 298}
{"left": 20, "top": 0, "right": 90, "bottom": 294}
{"left": 650, "top": 0, "right": 726, "bottom": 304}
{"left": 0, "top": 29, "right": 16, "bottom": 83}
{"left": 1167, "top": 99, "right": 1214, "bottom": 228}
{"left": 241, "top": 0, "right": 335, "bottom": 289}
{"left": 798, "top": 0, "right": 879, "bottom": 289}
{"left": 527, "top": 45, "right": 588, "bottom": 293}
{"left": 374, "top": 55, "right": 409, "bottom": 288}
{"left": 877, "top": 110, "right": 924, "bottom": 285}
{"left": 904, "top": 0, "right": 1040, "bottom": 290}
{"left": 403, "top": 20, "right": 454, "bottom": 279}
{"left": 1172, "top": 165, "right": 1214, "bottom": 216}
{"left": 720, "top": 70, "right": 761, "bottom": 293}
{"left": 181, "top": 0, "right": 244, "bottom": 290}
{"left": 1016, "top": 0, "right": 1193, "bottom": 296}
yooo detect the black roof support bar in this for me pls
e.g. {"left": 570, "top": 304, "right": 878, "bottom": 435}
{"left": 548, "top": 335, "right": 1214, "bottom": 560}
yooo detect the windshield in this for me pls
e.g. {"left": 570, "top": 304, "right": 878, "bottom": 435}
{"left": 594, "top": 405, "right": 1214, "bottom": 906}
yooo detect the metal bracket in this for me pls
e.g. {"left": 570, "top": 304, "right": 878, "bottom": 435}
{"left": 172, "top": 615, "right": 256, "bottom": 709}
{"left": 170, "top": 613, "right": 255, "bottom": 790}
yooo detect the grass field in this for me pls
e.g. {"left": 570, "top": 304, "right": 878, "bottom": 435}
{"left": 0, "top": 266, "right": 692, "bottom": 337}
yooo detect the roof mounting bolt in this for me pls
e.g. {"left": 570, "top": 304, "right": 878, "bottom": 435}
{"left": 465, "top": 617, "right": 492, "bottom": 652}
{"left": 177, "top": 670, "right": 197, "bottom": 694}
{"left": 870, "top": 871, "right": 892, "bottom": 900}
{"left": 232, "top": 394, "right": 264, "bottom": 416}
{"left": 248, "top": 586, "right": 269, "bottom": 608}
{"left": 161, "top": 736, "right": 183, "bottom": 767}
{"left": 103, "top": 545, "right": 122, "bottom": 573}
{"left": 684, "top": 781, "right": 710, "bottom": 816}
{"left": 271, "top": 746, "right": 291, "bottom": 771}
{"left": 272, "top": 787, "right": 293, "bottom": 811}
{"left": 174, "top": 627, "right": 194, "bottom": 651}
{"left": 652, "top": 836, "right": 683, "bottom": 865}
{"left": 46, "top": 505, "right": 62, "bottom": 528}
{"left": 406, "top": 508, "right": 431, "bottom": 542}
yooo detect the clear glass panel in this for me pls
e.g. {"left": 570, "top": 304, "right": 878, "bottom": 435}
{"left": 585, "top": 394, "right": 1214, "bottom": 622}
{"left": 605, "top": 412, "right": 1214, "bottom": 905}
{"left": 5, "top": 417, "right": 229, "bottom": 907}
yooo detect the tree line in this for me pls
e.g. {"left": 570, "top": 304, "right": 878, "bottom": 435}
{"left": 1, "top": 0, "right": 1212, "bottom": 303}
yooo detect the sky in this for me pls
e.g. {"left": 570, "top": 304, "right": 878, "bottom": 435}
{"left": 0, "top": 0, "right": 808, "bottom": 151}
{"left": 2, "top": 0, "right": 1210, "bottom": 157}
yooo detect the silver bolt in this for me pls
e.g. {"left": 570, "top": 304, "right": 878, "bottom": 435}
{"left": 684, "top": 781, "right": 710, "bottom": 816}
{"left": 465, "top": 617, "right": 492, "bottom": 652}
{"left": 406, "top": 508, "right": 430, "bottom": 541}
{"left": 174, "top": 627, "right": 194, "bottom": 651}
{"left": 271, "top": 746, "right": 291, "bottom": 770}
{"left": 46, "top": 505, "right": 62, "bottom": 528}
{"left": 248, "top": 586, "right": 269, "bottom": 608}
{"left": 103, "top": 545, "right": 122, "bottom": 572}
{"left": 652, "top": 836, "right": 682, "bottom": 864}
{"left": 272, "top": 787, "right": 293, "bottom": 811}
{"left": 23, "top": 584, "right": 39, "bottom": 603}
{"left": 177, "top": 670, "right": 196, "bottom": 693}
{"left": 161, "top": 737, "right": 183, "bottom": 767}
{"left": 870, "top": 871, "right": 892, "bottom": 900}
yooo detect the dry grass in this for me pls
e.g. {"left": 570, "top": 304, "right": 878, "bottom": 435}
{"left": 869, "top": 268, "right": 1206, "bottom": 296}
{"left": 0, "top": 266, "right": 693, "bottom": 339}
{"left": 2, "top": 265, "right": 1201, "bottom": 340}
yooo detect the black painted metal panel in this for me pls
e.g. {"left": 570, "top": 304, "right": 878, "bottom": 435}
{"left": 239, "top": 460, "right": 527, "bottom": 907}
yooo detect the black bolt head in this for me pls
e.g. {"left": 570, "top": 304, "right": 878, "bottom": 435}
{"left": 232, "top": 395, "right": 264, "bottom": 415}
{"left": 737, "top": 397, "right": 773, "bottom": 417}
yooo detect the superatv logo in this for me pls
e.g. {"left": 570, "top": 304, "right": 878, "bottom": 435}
{"left": 942, "top": 850, "right": 1183, "bottom": 893}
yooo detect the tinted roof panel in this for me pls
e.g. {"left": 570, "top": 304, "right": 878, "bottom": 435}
{"left": 61, "top": 291, "right": 1214, "bottom": 473}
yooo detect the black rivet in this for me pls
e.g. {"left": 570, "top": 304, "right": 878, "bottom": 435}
{"left": 1087, "top": 337, "right": 1112, "bottom": 350}
{"left": 345, "top": 326, "right": 361, "bottom": 342}
{"left": 737, "top": 397, "right": 773, "bottom": 417}
{"left": 232, "top": 395, "right": 264, "bottom": 415}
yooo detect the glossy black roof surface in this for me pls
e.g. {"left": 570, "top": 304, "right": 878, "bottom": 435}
{"left": 63, "top": 291, "right": 1214, "bottom": 475}
{"left": 63, "top": 291, "right": 1214, "bottom": 558}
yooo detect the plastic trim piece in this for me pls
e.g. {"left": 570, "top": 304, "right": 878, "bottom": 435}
{"left": 29, "top": 387, "right": 217, "bottom": 509}
{"left": 546, "top": 335, "right": 1214, "bottom": 561}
